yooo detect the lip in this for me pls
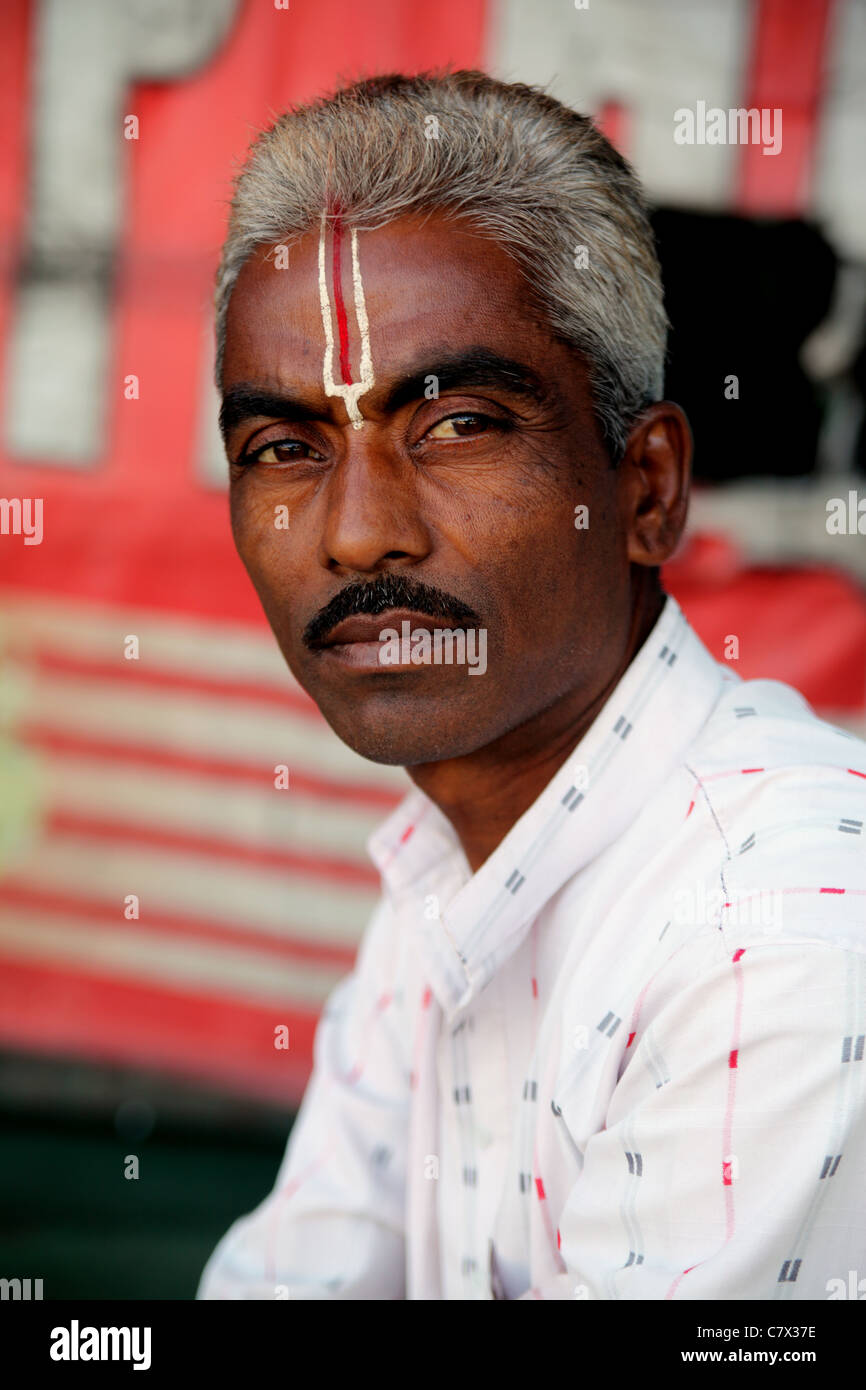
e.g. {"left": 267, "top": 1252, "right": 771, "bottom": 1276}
{"left": 318, "top": 608, "right": 459, "bottom": 647}
{"left": 314, "top": 607, "right": 460, "bottom": 671}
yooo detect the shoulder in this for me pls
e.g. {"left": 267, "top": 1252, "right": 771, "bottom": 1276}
{"left": 676, "top": 675, "right": 866, "bottom": 956}
{"left": 689, "top": 670, "right": 864, "bottom": 781}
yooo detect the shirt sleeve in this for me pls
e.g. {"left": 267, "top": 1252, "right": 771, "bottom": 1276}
{"left": 197, "top": 898, "right": 412, "bottom": 1300}
{"left": 520, "top": 936, "right": 866, "bottom": 1300}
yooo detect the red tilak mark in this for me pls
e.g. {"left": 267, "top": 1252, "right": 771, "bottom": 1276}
{"left": 685, "top": 800, "right": 695, "bottom": 819}
{"left": 729, "top": 1049, "right": 739, "bottom": 1069}
{"left": 820, "top": 887, "right": 845, "bottom": 894}
{"left": 741, "top": 767, "right": 764, "bottom": 775}
{"left": 535, "top": 1177, "right": 546, "bottom": 1201}
{"left": 422, "top": 986, "right": 432, "bottom": 1009}
{"left": 531, "top": 976, "right": 538, "bottom": 999}
{"left": 722, "top": 1164, "right": 734, "bottom": 1187}
{"left": 556, "top": 1228, "right": 562, "bottom": 1250}
{"left": 400, "top": 823, "right": 415, "bottom": 845}
{"left": 849, "top": 768, "right": 866, "bottom": 779}
{"left": 626, "top": 1031, "right": 636, "bottom": 1049}
{"left": 732, "top": 949, "right": 746, "bottom": 963}
{"left": 331, "top": 217, "right": 353, "bottom": 385}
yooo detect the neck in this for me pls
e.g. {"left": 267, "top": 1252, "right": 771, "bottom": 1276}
{"left": 407, "top": 582, "right": 665, "bottom": 873}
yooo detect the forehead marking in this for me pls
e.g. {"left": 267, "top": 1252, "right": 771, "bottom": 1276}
{"left": 317, "top": 213, "right": 374, "bottom": 429}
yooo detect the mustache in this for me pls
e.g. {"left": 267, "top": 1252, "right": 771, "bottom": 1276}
{"left": 303, "top": 573, "right": 482, "bottom": 648}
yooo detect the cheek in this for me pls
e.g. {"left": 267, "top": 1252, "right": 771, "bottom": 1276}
{"left": 229, "top": 485, "right": 294, "bottom": 589}
{"left": 480, "top": 488, "right": 625, "bottom": 648}
{"left": 486, "top": 490, "right": 610, "bottom": 589}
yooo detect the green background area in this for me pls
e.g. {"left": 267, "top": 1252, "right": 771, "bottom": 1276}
{"left": 0, "top": 1052, "right": 295, "bottom": 1300}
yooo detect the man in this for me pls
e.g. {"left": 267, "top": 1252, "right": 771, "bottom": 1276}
{"left": 198, "top": 71, "right": 866, "bottom": 1300}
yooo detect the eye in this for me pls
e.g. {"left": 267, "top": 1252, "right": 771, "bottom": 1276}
{"left": 239, "top": 438, "right": 326, "bottom": 466}
{"left": 426, "top": 413, "right": 496, "bottom": 440}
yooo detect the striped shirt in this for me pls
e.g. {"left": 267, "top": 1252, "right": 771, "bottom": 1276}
{"left": 198, "top": 593, "right": 866, "bottom": 1300}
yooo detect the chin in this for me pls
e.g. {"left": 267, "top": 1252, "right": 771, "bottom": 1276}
{"left": 327, "top": 722, "right": 460, "bottom": 767}
{"left": 319, "top": 704, "right": 487, "bottom": 767}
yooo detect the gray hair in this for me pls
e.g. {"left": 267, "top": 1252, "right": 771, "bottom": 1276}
{"left": 215, "top": 70, "right": 668, "bottom": 461}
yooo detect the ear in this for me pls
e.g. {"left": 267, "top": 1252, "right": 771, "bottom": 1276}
{"left": 619, "top": 402, "right": 692, "bottom": 567}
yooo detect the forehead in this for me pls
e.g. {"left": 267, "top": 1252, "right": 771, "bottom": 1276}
{"left": 221, "top": 213, "right": 554, "bottom": 389}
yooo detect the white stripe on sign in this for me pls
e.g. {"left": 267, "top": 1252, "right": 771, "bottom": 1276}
{"left": 39, "top": 750, "right": 385, "bottom": 861}
{"left": 1, "top": 593, "right": 298, "bottom": 691}
{"left": 5, "top": 836, "right": 378, "bottom": 945}
{"left": 13, "top": 661, "right": 409, "bottom": 791}
{"left": 488, "top": 0, "right": 750, "bottom": 209}
{"left": 0, "top": 909, "right": 343, "bottom": 1009}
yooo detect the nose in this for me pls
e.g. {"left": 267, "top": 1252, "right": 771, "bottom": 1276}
{"left": 317, "top": 434, "right": 433, "bottom": 578}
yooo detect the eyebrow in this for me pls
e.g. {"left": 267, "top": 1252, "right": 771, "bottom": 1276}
{"left": 384, "top": 348, "right": 550, "bottom": 413}
{"left": 219, "top": 386, "right": 321, "bottom": 443}
{"left": 219, "top": 348, "right": 550, "bottom": 444}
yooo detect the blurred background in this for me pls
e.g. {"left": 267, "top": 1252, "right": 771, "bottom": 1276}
{"left": 0, "top": 0, "right": 864, "bottom": 1299}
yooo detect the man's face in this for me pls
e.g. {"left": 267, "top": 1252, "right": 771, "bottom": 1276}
{"left": 221, "top": 213, "right": 635, "bottom": 765}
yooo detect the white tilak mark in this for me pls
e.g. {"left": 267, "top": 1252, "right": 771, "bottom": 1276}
{"left": 317, "top": 215, "right": 374, "bottom": 430}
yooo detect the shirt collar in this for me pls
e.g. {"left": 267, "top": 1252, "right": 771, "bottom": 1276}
{"left": 367, "top": 594, "right": 731, "bottom": 1020}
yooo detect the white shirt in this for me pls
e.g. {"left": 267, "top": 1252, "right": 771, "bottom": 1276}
{"left": 197, "top": 594, "right": 866, "bottom": 1300}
